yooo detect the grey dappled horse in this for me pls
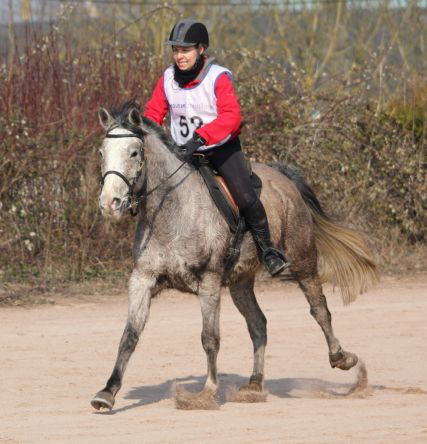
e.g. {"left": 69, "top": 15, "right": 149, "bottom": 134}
{"left": 91, "top": 102, "right": 378, "bottom": 411}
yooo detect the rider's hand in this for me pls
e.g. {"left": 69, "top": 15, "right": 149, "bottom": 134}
{"left": 177, "top": 133, "right": 206, "bottom": 162}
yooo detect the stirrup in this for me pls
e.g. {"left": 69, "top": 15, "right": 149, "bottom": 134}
{"left": 262, "top": 248, "right": 291, "bottom": 276}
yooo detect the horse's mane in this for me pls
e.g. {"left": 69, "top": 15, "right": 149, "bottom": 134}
{"left": 109, "top": 100, "right": 177, "bottom": 153}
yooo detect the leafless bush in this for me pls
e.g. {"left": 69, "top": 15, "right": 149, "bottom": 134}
{"left": 0, "top": 4, "right": 425, "bottom": 285}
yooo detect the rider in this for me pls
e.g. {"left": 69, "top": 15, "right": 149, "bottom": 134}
{"left": 144, "top": 18, "right": 290, "bottom": 276}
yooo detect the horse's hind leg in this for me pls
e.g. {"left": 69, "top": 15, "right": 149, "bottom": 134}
{"left": 229, "top": 276, "right": 267, "bottom": 392}
{"left": 91, "top": 272, "right": 156, "bottom": 411}
{"left": 297, "top": 274, "right": 358, "bottom": 370}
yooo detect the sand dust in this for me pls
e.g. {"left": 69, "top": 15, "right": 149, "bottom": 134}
{"left": 1, "top": 274, "right": 426, "bottom": 443}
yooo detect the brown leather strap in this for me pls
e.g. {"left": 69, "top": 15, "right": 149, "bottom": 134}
{"left": 215, "top": 175, "right": 239, "bottom": 219}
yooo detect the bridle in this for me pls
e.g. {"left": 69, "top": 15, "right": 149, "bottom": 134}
{"left": 100, "top": 129, "right": 146, "bottom": 216}
{"left": 100, "top": 127, "right": 187, "bottom": 216}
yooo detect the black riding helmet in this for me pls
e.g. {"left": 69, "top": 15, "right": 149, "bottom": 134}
{"left": 166, "top": 18, "right": 209, "bottom": 48}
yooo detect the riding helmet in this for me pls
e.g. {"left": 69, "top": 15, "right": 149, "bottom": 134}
{"left": 166, "top": 18, "right": 209, "bottom": 48}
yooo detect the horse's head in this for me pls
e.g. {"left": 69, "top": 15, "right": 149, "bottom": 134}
{"left": 98, "top": 105, "right": 147, "bottom": 220}
{"left": 97, "top": 102, "right": 184, "bottom": 220}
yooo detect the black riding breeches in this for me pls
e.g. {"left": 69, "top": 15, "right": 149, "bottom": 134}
{"left": 205, "top": 137, "right": 257, "bottom": 211}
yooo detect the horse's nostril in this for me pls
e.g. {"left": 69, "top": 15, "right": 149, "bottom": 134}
{"left": 111, "top": 197, "right": 122, "bottom": 210}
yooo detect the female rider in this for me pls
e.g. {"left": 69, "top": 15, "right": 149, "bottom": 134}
{"left": 143, "top": 18, "right": 289, "bottom": 276}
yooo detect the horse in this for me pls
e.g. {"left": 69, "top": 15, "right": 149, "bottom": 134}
{"left": 90, "top": 101, "right": 379, "bottom": 411}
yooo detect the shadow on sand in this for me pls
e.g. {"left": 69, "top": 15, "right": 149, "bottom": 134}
{"left": 109, "top": 368, "right": 372, "bottom": 414}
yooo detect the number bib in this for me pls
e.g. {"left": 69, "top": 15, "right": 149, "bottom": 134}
{"left": 163, "top": 63, "right": 232, "bottom": 149}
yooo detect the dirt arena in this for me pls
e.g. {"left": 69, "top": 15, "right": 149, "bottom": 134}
{"left": 1, "top": 274, "right": 426, "bottom": 443}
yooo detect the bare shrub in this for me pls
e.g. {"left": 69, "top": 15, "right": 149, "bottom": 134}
{"left": 0, "top": 4, "right": 425, "bottom": 286}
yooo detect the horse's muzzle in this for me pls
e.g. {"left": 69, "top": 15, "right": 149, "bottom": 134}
{"left": 98, "top": 194, "right": 130, "bottom": 219}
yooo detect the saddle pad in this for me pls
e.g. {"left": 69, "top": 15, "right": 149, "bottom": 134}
{"left": 215, "top": 176, "right": 239, "bottom": 220}
{"left": 195, "top": 158, "right": 262, "bottom": 233}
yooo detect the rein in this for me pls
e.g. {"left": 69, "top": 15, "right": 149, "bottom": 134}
{"left": 101, "top": 129, "right": 187, "bottom": 216}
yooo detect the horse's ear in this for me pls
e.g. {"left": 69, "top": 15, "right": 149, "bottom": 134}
{"left": 98, "top": 107, "right": 113, "bottom": 130}
{"left": 128, "top": 108, "right": 142, "bottom": 127}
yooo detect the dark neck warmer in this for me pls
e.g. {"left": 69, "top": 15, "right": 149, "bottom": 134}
{"left": 174, "top": 55, "right": 205, "bottom": 88}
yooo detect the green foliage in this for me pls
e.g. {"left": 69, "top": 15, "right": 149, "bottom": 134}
{"left": 386, "top": 79, "right": 427, "bottom": 143}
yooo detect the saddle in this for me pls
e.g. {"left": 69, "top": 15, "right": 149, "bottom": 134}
{"left": 193, "top": 156, "right": 262, "bottom": 274}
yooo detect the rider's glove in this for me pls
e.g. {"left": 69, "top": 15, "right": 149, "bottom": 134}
{"left": 177, "top": 133, "right": 206, "bottom": 162}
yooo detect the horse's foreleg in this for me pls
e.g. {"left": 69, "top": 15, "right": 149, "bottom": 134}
{"left": 298, "top": 275, "right": 358, "bottom": 371}
{"left": 198, "top": 272, "right": 222, "bottom": 395}
{"left": 91, "top": 272, "right": 156, "bottom": 411}
{"left": 174, "top": 272, "right": 221, "bottom": 410}
{"left": 229, "top": 276, "right": 267, "bottom": 393}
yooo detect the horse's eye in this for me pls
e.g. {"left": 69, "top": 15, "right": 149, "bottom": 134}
{"left": 130, "top": 151, "right": 138, "bottom": 158}
{"left": 99, "top": 150, "right": 103, "bottom": 158}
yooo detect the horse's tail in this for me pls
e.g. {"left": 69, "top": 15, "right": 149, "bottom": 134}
{"left": 271, "top": 163, "right": 379, "bottom": 305}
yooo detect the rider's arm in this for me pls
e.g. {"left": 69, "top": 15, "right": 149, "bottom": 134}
{"left": 195, "top": 72, "right": 242, "bottom": 146}
{"left": 143, "top": 75, "right": 168, "bottom": 125}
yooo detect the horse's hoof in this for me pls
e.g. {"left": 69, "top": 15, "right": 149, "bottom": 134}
{"left": 240, "top": 382, "right": 263, "bottom": 392}
{"left": 329, "top": 349, "right": 358, "bottom": 370}
{"left": 243, "top": 373, "right": 264, "bottom": 392}
{"left": 91, "top": 390, "right": 115, "bottom": 411}
{"left": 226, "top": 385, "right": 268, "bottom": 403}
{"left": 174, "top": 385, "right": 219, "bottom": 410}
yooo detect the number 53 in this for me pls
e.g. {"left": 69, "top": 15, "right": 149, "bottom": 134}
{"left": 179, "top": 115, "right": 203, "bottom": 138}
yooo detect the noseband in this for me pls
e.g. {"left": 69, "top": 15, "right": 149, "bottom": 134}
{"left": 100, "top": 130, "right": 146, "bottom": 216}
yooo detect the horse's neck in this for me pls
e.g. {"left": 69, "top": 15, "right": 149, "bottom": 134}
{"left": 142, "top": 138, "right": 203, "bottom": 226}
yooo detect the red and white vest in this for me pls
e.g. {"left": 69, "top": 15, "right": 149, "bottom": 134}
{"left": 163, "top": 63, "right": 232, "bottom": 150}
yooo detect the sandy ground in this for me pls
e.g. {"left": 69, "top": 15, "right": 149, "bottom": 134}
{"left": 1, "top": 274, "right": 426, "bottom": 444}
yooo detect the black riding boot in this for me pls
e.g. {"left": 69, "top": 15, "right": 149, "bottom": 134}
{"left": 242, "top": 198, "right": 291, "bottom": 276}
